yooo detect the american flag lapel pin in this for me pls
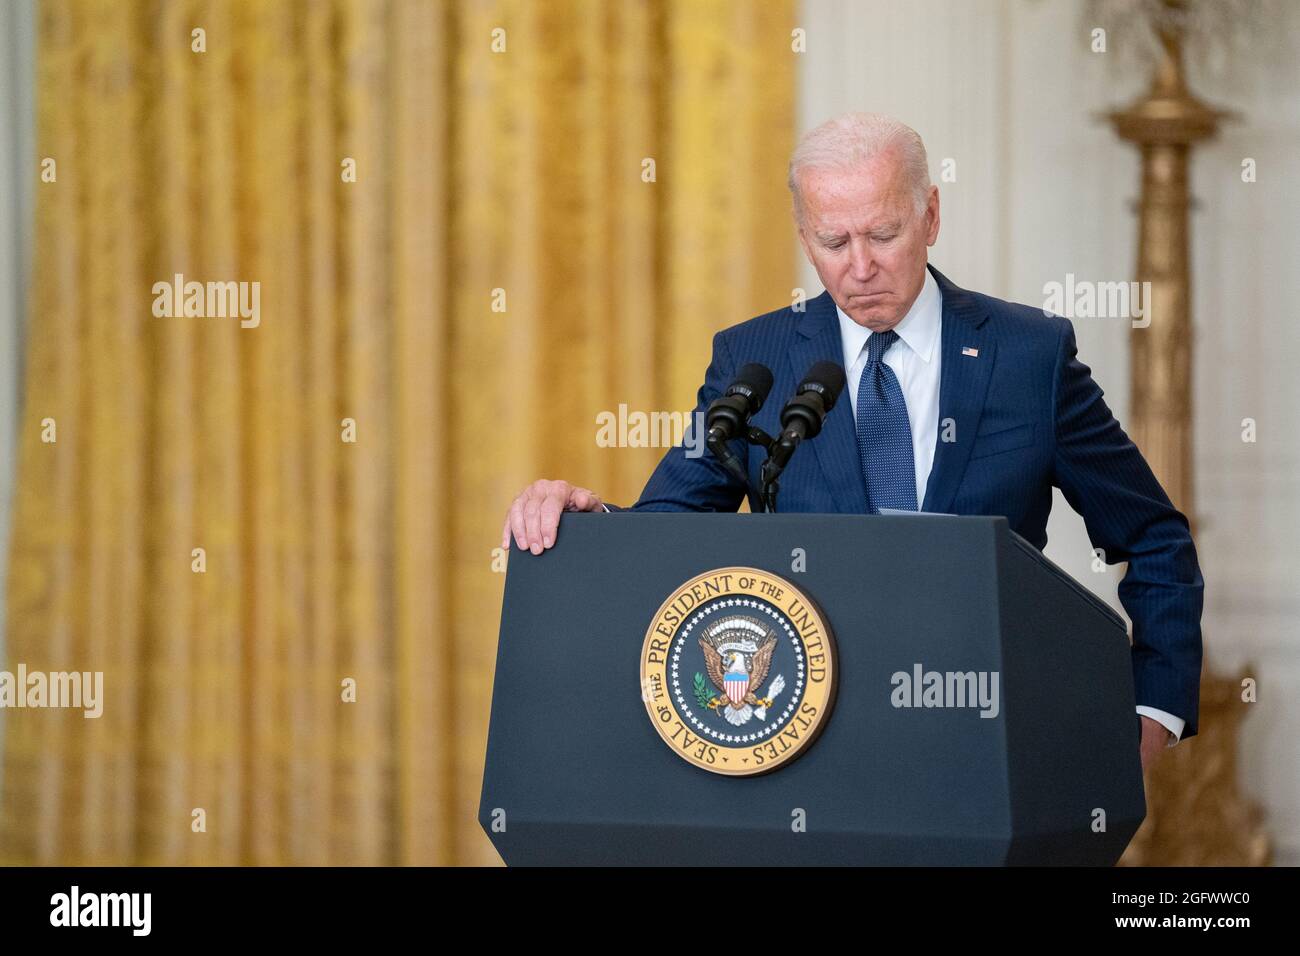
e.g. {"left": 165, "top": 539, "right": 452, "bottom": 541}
{"left": 962, "top": 346, "right": 979, "bottom": 357}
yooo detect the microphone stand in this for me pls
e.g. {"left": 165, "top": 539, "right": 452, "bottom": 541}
{"left": 759, "top": 456, "right": 782, "bottom": 513}
{"left": 744, "top": 426, "right": 777, "bottom": 513}
{"left": 706, "top": 431, "right": 764, "bottom": 515}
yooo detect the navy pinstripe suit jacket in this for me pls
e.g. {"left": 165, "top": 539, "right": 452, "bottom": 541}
{"left": 628, "top": 263, "right": 1204, "bottom": 738}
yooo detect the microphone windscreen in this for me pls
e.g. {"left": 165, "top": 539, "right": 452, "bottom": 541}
{"left": 800, "top": 360, "right": 846, "bottom": 410}
{"left": 730, "top": 363, "right": 775, "bottom": 412}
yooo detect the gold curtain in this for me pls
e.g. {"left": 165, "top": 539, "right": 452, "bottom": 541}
{"left": 1, "top": 0, "right": 793, "bottom": 865}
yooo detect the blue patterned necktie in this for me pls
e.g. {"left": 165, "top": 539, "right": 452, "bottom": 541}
{"left": 856, "top": 329, "right": 918, "bottom": 513}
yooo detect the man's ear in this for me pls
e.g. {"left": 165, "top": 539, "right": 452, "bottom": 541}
{"left": 795, "top": 219, "right": 816, "bottom": 267}
{"left": 925, "top": 186, "right": 941, "bottom": 247}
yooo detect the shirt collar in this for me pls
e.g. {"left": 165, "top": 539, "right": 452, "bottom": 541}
{"left": 835, "top": 266, "right": 942, "bottom": 369}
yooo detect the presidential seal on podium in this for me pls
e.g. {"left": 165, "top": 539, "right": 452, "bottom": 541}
{"left": 639, "top": 566, "right": 837, "bottom": 775}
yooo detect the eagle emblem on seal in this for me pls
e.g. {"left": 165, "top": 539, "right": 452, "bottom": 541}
{"left": 695, "top": 615, "right": 787, "bottom": 727}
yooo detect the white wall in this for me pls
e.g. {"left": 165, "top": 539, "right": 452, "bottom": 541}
{"left": 797, "top": 0, "right": 1300, "bottom": 862}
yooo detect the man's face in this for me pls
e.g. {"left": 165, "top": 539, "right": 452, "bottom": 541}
{"left": 795, "top": 150, "right": 940, "bottom": 332}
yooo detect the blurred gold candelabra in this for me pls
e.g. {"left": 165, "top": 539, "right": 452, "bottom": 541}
{"left": 1101, "top": 0, "right": 1268, "bottom": 866}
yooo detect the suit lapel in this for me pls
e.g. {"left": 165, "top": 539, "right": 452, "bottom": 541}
{"left": 789, "top": 291, "right": 870, "bottom": 514}
{"left": 921, "top": 264, "right": 995, "bottom": 514}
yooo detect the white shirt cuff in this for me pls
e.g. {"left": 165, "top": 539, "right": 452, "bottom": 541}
{"left": 1136, "top": 706, "right": 1185, "bottom": 747}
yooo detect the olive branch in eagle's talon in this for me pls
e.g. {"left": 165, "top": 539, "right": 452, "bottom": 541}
{"left": 694, "top": 673, "right": 723, "bottom": 710}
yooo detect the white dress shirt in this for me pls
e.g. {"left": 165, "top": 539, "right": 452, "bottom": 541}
{"left": 837, "top": 267, "right": 942, "bottom": 510}
{"left": 833, "top": 266, "right": 1184, "bottom": 747}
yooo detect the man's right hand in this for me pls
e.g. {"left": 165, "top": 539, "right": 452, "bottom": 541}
{"left": 501, "top": 479, "right": 606, "bottom": 555}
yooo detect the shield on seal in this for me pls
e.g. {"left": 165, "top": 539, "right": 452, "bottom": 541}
{"left": 724, "top": 669, "right": 749, "bottom": 705}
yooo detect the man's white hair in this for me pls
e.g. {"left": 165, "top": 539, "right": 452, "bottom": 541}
{"left": 787, "top": 112, "right": 932, "bottom": 223}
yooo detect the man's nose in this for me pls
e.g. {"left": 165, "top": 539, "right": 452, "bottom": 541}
{"left": 848, "top": 239, "right": 875, "bottom": 282}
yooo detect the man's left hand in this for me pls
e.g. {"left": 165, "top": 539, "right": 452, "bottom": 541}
{"left": 1139, "top": 715, "right": 1172, "bottom": 772}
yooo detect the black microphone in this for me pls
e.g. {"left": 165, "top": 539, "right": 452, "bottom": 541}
{"left": 704, "top": 364, "right": 773, "bottom": 504}
{"left": 763, "top": 361, "right": 846, "bottom": 487}
{"left": 706, "top": 363, "right": 774, "bottom": 445}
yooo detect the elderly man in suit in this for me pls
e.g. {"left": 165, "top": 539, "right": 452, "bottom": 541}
{"left": 501, "top": 112, "right": 1203, "bottom": 773}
